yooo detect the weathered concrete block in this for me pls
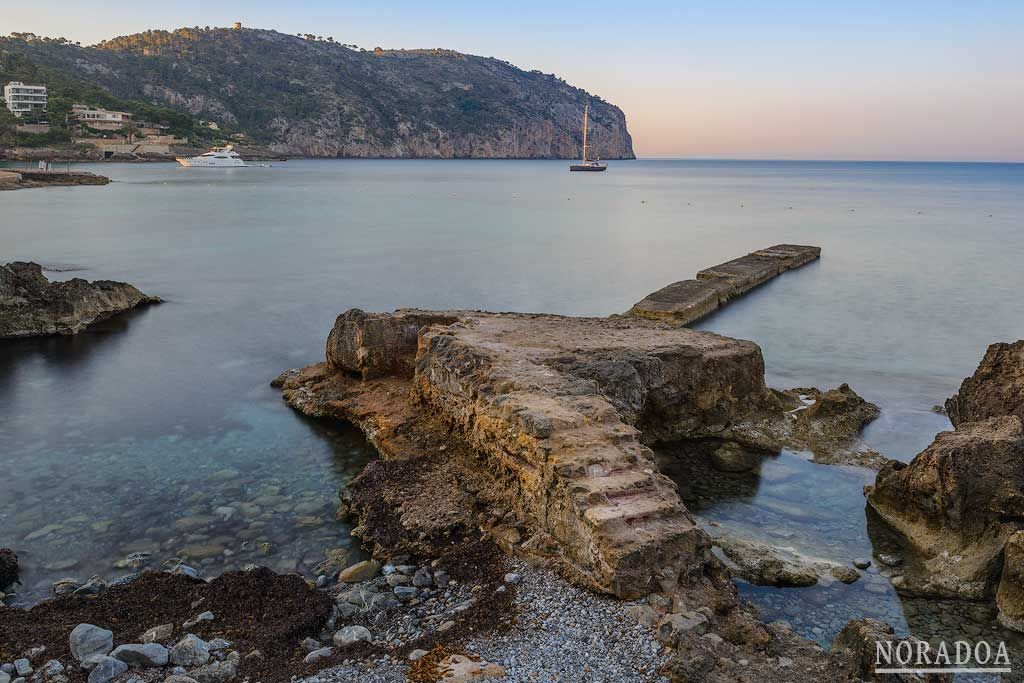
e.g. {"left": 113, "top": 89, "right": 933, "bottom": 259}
{"left": 629, "top": 244, "right": 820, "bottom": 325}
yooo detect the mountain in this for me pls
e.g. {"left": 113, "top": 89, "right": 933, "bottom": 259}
{"left": 1, "top": 28, "right": 635, "bottom": 159}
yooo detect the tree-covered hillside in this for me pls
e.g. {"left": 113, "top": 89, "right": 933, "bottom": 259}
{"left": 1, "top": 28, "right": 634, "bottom": 159}
{"left": 0, "top": 36, "right": 217, "bottom": 149}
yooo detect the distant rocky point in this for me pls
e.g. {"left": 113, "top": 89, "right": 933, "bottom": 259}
{"left": 0, "top": 261, "right": 159, "bottom": 338}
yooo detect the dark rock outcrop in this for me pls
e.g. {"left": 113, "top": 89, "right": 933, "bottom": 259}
{"left": 945, "top": 340, "right": 1024, "bottom": 428}
{"left": 0, "top": 262, "right": 159, "bottom": 338}
{"left": 0, "top": 548, "right": 18, "bottom": 590}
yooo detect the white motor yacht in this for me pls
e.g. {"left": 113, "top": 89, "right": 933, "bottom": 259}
{"left": 176, "top": 145, "right": 247, "bottom": 168}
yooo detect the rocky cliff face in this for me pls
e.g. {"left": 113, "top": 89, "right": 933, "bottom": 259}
{"left": 0, "top": 262, "right": 159, "bottom": 338}
{"left": 945, "top": 341, "right": 1024, "bottom": 428}
{"left": 3, "top": 29, "right": 636, "bottom": 160}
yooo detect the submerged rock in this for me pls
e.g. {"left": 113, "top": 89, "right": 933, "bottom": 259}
{"left": 713, "top": 535, "right": 826, "bottom": 587}
{"left": 709, "top": 442, "right": 761, "bottom": 473}
{"left": 0, "top": 261, "right": 159, "bottom": 339}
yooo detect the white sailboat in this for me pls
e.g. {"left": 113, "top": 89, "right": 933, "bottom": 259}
{"left": 569, "top": 104, "right": 607, "bottom": 172}
{"left": 176, "top": 145, "right": 247, "bottom": 168}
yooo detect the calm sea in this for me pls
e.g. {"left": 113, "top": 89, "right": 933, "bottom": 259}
{"left": 2, "top": 159, "right": 1023, "bottom": 658}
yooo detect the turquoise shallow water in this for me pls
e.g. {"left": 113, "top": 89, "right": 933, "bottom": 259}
{"left": 2, "top": 159, "right": 1023, "bottom": 667}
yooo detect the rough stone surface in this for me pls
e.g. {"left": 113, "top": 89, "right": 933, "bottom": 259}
{"left": 337, "top": 560, "right": 381, "bottom": 583}
{"left": 281, "top": 311, "right": 777, "bottom": 597}
{"left": 85, "top": 657, "right": 127, "bottom": 683}
{"left": 867, "top": 416, "right": 1024, "bottom": 598}
{"left": 997, "top": 530, "right": 1024, "bottom": 631}
{"left": 752, "top": 384, "right": 883, "bottom": 467}
{"left": 110, "top": 643, "right": 170, "bottom": 668}
{"left": 69, "top": 624, "right": 114, "bottom": 662}
{"left": 708, "top": 441, "right": 760, "bottom": 473}
{"left": 434, "top": 654, "right": 505, "bottom": 681}
{"left": 332, "top": 625, "right": 372, "bottom": 647}
{"left": 946, "top": 340, "right": 1024, "bottom": 428}
{"left": 325, "top": 309, "right": 456, "bottom": 379}
{"left": 140, "top": 624, "right": 174, "bottom": 644}
{"left": 169, "top": 634, "right": 210, "bottom": 667}
{"left": 280, "top": 292, "right": 878, "bottom": 599}
{"left": 629, "top": 245, "right": 821, "bottom": 325}
{"left": 189, "top": 651, "right": 239, "bottom": 683}
{"left": 830, "top": 618, "right": 950, "bottom": 682}
{"left": 0, "top": 262, "right": 159, "bottom": 338}
{"left": 713, "top": 535, "right": 826, "bottom": 587}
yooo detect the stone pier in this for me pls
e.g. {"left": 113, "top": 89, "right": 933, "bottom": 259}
{"left": 628, "top": 244, "right": 821, "bottom": 325}
{"left": 276, "top": 244, "right": 849, "bottom": 598}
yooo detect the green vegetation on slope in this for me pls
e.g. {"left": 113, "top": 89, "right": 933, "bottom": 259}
{"left": 1, "top": 36, "right": 218, "bottom": 148}
{"left": 1, "top": 28, "right": 635, "bottom": 159}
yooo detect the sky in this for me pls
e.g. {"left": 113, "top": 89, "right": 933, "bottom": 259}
{"left": 3, "top": 1, "right": 1022, "bottom": 161}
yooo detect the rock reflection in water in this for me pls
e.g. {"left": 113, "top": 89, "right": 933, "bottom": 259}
{"left": 656, "top": 439, "right": 1024, "bottom": 678}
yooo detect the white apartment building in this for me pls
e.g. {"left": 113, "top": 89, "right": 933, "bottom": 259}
{"left": 3, "top": 82, "right": 48, "bottom": 118}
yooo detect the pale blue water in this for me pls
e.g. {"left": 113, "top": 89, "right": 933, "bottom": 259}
{"left": 2, "top": 160, "right": 1023, "bottom": 662}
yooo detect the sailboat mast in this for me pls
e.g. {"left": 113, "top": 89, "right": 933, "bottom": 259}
{"left": 581, "top": 104, "right": 589, "bottom": 164}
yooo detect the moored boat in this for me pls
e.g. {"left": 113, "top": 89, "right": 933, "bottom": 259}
{"left": 176, "top": 145, "right": 247, "bottom": 168}
{"left": 569, "top": 104, "right": 607, "bottom": 172}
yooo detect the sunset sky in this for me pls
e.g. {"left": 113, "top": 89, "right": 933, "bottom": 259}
{"left": 3, "top": 1, "right": 1022, "bottom": 161}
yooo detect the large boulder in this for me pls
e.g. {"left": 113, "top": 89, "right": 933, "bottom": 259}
{"left": 0, "top": 262, "right": 159, "bottom": 338}
{"left": 325, "top": 308, "right": 455, "bottom": 379}
{"left": 69, "top": 624, "right": 114, "bottom": 662}
{"left": 867, "top": 416, "right": 1024, "bottom": 598}
{"left": 997, "top": 530, "right": 1024, "bottom": 630}
{"left": 946, "top": 340, "right": 1024, "bottom": 428}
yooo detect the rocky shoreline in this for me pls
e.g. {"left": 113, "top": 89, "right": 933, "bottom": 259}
{"left": 866, "top": 340, "right": 1024, "bottom": 627}
{"left": 0, "top": 171, "right": 110, "bottom": 191}
{"left": 0, "top": 262, "right": 158, "bottom": 339}
{"left": 7, "top": 243, "right": 998, "bottom": 683}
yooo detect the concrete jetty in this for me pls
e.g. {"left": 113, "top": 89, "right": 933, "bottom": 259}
{"left": 628, "top": 244, "right": 821, "bottom": 325}
{"left": 0, "top": 170, "right": 110, "bottom": 191}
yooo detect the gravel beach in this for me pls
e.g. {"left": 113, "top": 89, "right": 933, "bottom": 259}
{"left": 302, "top": 559, "right": 670, "bottom": 683}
